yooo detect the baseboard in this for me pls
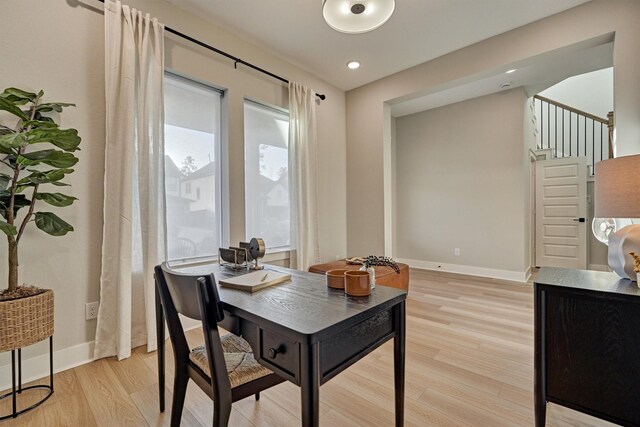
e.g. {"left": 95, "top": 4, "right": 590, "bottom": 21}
{"left": 397, "top": 258, "right": 529, "bottom": 283}
{"left": 588, "top": 263, "right": 610, "bottom": 272}
{"left": 0, "top": 340, "right": 95, "bottom": 392}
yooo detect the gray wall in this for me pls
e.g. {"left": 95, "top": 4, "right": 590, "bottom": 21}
{"left": 395, "top": 89, "right": 528, "bottom": 274}
{"left": 347, "top": 0, "right": 640, "bottom": 256}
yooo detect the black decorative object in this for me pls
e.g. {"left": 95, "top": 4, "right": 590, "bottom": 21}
{"left": 218, "top": 237, "right": 266, "bottom": 270}
{"left": 363, "top": 255, "right": 401, "bottom": 273}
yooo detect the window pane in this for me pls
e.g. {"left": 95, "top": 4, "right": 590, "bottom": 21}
{"left": 244, "top": 101, "right": 290, "bottom": 248}
{"left": 164, "top": 73, "right": 221, "bottom": 261}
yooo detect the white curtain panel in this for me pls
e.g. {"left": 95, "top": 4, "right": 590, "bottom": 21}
{"left": 95, "top": 1, "right": 166, "bottom": 360}
{"left": 288, "top": 82, "right": 320, "bottom": 271}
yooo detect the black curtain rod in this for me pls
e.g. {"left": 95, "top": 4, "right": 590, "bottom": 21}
{"left": 95, "top": 0, "right": 326, "bottom": 100}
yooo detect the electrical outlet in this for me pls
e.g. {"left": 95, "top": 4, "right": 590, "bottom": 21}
{"left": 454, "top": 248, "right": 460, "bottom": 256}
{"left": 86, "top": 302, "right": 99, "bottom": 320}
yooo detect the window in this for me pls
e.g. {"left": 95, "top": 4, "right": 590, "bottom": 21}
{"left": 244, "top": 100, "right": 290, "bottom": 249}
{"left": 164, "top": 72, "right": 222, "bottom": 261}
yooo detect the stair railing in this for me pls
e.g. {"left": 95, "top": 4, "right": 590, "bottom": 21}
{"left": 534, "top": 94, "right": 613, "bottom": 174}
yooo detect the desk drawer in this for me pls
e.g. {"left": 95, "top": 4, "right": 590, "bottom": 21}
{"left": 259, "top": 328, "right": 299, "bottom": 379}
{"left": 320, "top": 309, "right": 394, "bottom": 382}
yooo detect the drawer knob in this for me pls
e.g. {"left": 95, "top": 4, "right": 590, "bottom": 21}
{"left": 268, "top": 345, "right": 284, "bottom": 359}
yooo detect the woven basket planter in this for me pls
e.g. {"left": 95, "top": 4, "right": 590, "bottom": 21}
{"left": 0, "top": 289, "right": 54, "bottom": 352}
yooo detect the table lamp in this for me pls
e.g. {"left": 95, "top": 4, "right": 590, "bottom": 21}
{"left": 594, "top": 154, "right": 640, "bottom": 280}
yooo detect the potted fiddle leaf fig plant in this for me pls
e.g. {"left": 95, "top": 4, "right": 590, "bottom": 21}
{"left": 0, "top": 87, "right": 80, "bottom": 353}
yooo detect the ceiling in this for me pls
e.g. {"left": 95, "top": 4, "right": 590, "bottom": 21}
{"left": 391, "top": 38, "right": 613, "bottom": 117}
{"left": 166, "top": 0, "right": 590, "bottom": 91}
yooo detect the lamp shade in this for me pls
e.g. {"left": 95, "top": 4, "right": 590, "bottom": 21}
{"left": 323, "top": 0, "right": 395, "bottom": 34}
{"left": 594, "top": 154, "right": 640, "bottom": 218}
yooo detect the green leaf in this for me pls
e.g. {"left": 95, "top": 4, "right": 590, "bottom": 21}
{"left": 21, "top": 120, "right": 59, "bottom": 129}
{"left": 0, "top": 193, "right": 31, "bottom": 220}
{"left": 34, "top": 192, "right": 77, "bottom": 207}
{"left": 0, "top": 132, "right": 28, "bottom": 150}
{"left": 17, "top": 150, "right": 78, "bottom": 168}
{"left": 0, "top": 88, "right": 38, "bottom": 104}
{"left": 0, "top": 98, "right": 27, "bottom": 119}
{"left": 34, "top": 212, "right": 73, "bottom": 236}
{"left": 36, "top": 103, "right": 75, "bottom": 113}
{"left": 27, "top": 128, "right": 81, "bottom": 152}
{"left": 0, "top": 221, "right": 17, "bottom": 236}
{"left": 18, "top": 181, "right": 71, "bottom": 193}
{"left": 17, "top": 168, "right": 74, "bottom": 186}
{"left": 6, "top": 88, "right": 37, "bottom": 99}
{"left": 32, "top": 113, "right": 54, "bottom": 123}
{"left": 0, "top": 174, "right": 9, "bottom": 191}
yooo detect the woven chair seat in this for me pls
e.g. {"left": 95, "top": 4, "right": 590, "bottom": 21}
{"left": 190, "top": 334, "right": 272, "bottom": 388}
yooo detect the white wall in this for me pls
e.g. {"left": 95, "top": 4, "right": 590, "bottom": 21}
{"left": 346, "top": 0, "right": 640, "bottom": 257}
{"left": 394, "top": 89, "right": 529, "bottom": 280}
{"left": 539, "top": 68, "right": 613, "bottom": 119}
{"left": 0, "top": 0, "right": 346, "bottom": 386}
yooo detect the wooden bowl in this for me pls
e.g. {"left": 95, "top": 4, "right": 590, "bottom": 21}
{"left": 345, "top": 270, "right": 371, "bottom": 296}
{"left": 326, "top": 269, "right": 348, "bottom": 289}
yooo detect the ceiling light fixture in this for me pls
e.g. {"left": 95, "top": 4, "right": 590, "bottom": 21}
{"left": 347, "top": 61, "right": 361, "bottom": 69}
{"left": 505, "top": 69, "right": 517, "bottom": 74}
{"left": 323, "top": 0, "right": 396, "bottom": 34}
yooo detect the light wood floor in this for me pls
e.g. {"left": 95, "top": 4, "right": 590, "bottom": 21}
{"left": 1, "top": 269, "right": 617, "bottom": 426}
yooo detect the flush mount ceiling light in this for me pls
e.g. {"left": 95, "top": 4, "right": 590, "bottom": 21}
{"left": 347, "top": 60, "right": 361, "bottom": 69}
{"left": 323, "top": 0, "right": 396, "bottom": 34}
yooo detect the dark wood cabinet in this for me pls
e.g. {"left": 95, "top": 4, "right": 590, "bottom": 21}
{"left": 535, "top": 268, "right": 640, "bottom": 427}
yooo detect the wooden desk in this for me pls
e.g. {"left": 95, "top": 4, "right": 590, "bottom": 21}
{"left": 534, "top": 267, "right": 640, "bottom": 427}
{"left": 156, "top": 264, "right": 407, "bottom": 426}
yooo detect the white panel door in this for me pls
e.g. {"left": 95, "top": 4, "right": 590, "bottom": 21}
{"left": 535, "top": 157, "right": 587, "bottom": 269}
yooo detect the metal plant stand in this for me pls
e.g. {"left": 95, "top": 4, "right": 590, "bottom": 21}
{"left": 0, "top": 336, "right": 54, "bottom": 420}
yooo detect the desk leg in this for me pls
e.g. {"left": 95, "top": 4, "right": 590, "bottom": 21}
{"left": 155, "top": 285, "right": 165, "bottom": 413}
{"left": 394, "top": 301, "right": 406, "bottom": 427}
{"left": 300, "top": 342, "right": 320, "bottom": 427}
{"left": 534, "top": 286, "right": 546, "bottom": 427}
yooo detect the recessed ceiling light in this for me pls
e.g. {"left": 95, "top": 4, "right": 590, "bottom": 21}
{"left": 506, "top": 69, "right": 517, "bottom": 74}
{"left": 347, "top": 61, "right": 361, "bottom": 70}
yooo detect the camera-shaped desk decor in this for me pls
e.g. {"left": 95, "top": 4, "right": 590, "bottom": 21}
{"left": 218, "top": 237, "right": 266, "bottom": 270}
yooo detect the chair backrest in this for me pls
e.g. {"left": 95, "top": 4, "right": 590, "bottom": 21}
{"left": 158, "top": 263, "right": 224, "bottom": 321}
{"left": 154, "top": 263, "right": 226, "bottom": 379}
{"left": 196, "top": 276, "right": 233, "bottom": 397}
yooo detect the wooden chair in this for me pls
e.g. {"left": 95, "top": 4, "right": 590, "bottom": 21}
{"left": 154, "top": 263, "right": 285, "bottom": 426}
